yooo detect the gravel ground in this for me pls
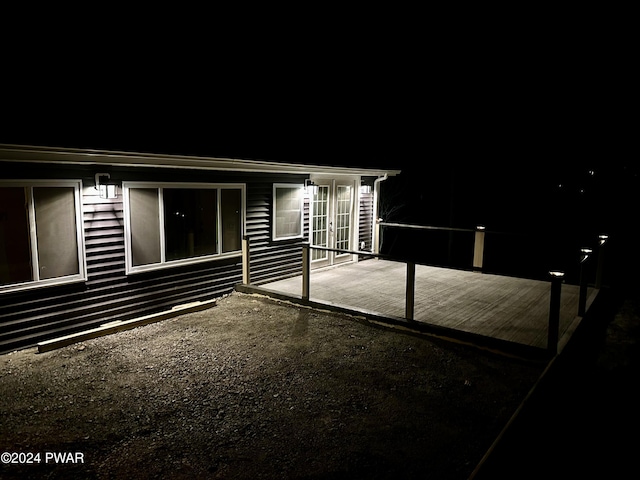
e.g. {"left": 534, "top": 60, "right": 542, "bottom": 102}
{"left": 0, "top": 292, "right": 544, "bottom": 480}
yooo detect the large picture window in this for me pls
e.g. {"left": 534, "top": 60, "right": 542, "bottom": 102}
{"left": 273, "top": 184, "right": 303, "bottom": 241}
{"left": 124, "top": 183, "right": 244, "bottom": 273}
{"left": 0, "top": 180, "right": 85, "bottom": 293}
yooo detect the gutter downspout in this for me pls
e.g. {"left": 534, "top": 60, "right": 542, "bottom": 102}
{"left": 372, "top": 174, "right": 388, "bottom": 255}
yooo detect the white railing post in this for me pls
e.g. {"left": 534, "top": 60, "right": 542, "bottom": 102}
{"left": 302, "top": 243, "right": 310, "bottom": 301}
{"left": 473, "top": 225, "right": 486, "bottom": 272}
{"left": 373, "top": 218, "right": 382, "bottom": 256}
{"left": 406, "top": 261, "right": 415, "bottom": 320}
{"left": 242, "top": 235, "right": 251, "bottom": 285}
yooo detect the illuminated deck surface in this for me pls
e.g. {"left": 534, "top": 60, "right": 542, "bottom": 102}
{"left": 260, "top": 259, "right": 598, "bottom": 351}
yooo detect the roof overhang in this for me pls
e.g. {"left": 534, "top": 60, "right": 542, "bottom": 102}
{"left": 0, "top": 144, "right": 401, "bottom": 177}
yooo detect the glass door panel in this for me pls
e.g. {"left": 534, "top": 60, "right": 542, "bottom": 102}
{"left": 311, "top": 185, "right": 329, "bottom": 261}
{"left": 335, "top": 185, "right": 351, "bottom": 254}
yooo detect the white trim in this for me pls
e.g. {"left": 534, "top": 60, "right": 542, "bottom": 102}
{"left": 158, "top": 188, "right": 166, "bottom": 264}
{"left": 310, "top": 175, "right": 359, "bottom": 267}
{"left": 122, "top": 185, "right": 133, "bottom": 274}
{"left": 0, "top": 144, "right": 401, "bottom": 177}
{"left": 0, "top": 179, "right": 86, "bottom": 294}
{"left": 125, "top": 251, "right": 243, "bottom": 275}
{"left": 122, "top": 181, "right": 246, "bottom": 275}
{"left": 27, "top": 188, "right": 39, "bottom": 282}
{"left": 216, "top": 189, "right": 222, "bottom": 258}
{"left": 334, "top": 183, "right": 354, "bottom": 257}
{"left": 309, "top": 183, "right": 330, "bottom": 263}
{"left": 272, "top": 183, "right": 304, "bottom": 241}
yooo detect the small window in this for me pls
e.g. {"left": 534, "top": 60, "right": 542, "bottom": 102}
{"left": 0, "top": 180, "right": 85, "bottom": 293}
{"left": 273, "top": 184, "right": 303, "bottom": 241}
{"left": 124, "top": 183, "right": 244, "bottom": 274}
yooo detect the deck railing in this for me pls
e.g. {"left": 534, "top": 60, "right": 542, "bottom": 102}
{"left": 379, "top": 222, "right": 488, "bottom": 272}
{"left": 241, "top": 232, "right": 608, "bottom": 355}
{"left": 378, "top": 222, "right": 609, "bottom": 285}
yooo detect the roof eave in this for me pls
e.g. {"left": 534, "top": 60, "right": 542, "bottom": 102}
{"left": 0, "top": 144, "right": 401, "bottom": 177}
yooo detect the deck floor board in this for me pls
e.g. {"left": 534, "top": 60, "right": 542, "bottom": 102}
{"left": 260, "top": 259, "right": 597, "bottom": 351}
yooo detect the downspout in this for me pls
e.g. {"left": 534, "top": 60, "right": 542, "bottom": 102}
{"left": 372, "top": 173, "right": 388, "bottom": 255}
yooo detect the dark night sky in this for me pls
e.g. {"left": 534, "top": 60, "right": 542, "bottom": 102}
{"left": 2, "top": 13, "right": 633, "bottom": 174}
{"left": 2, "top": 62, "right": 633, "bottom": 230}
{"left": 2, "top": 17, "right": 636, "bottom": 271}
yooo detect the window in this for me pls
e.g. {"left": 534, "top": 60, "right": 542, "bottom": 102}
{"left": 124, "top": 183, "right": 244, "bottom": 274}
{"left": 0, "top": 180, "right": 85, "bottom": 293}
{"left": 273, "top": 184, "right": 303, "bottom": 240}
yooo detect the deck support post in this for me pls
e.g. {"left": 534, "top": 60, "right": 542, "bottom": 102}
{"left": 578, "top": 248, "right": 593, "bottom": 316}
{"left": 302, "top": 243, "right": 311, "bottom": 301}
{"left": 405, "top": 262, "right": 415, "bottom": 320}
{"left": 242, "top": 236, "right": 251, "bottom": 285}
{"left": 595, "top": 234, "right": 608, "bottom": 289}
{"left": 473, "top": 226, "right": 486, "bottom": 272}
{"left": 548, "top": 270, "right": 564, "bottom": 355}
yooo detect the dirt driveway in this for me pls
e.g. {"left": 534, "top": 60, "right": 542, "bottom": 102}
{"left": 0, "top": 292, "right": 543, "bottom": 479}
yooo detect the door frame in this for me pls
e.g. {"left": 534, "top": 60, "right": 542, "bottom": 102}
{"left": 309, "top": 174, "right": 359, "bottom": 269}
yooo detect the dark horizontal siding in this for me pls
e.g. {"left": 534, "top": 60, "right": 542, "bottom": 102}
{"left": 0, "top": 171, "right": 251, "bottom": 353}
{"left": 83, "top": 195, "right": 127, "bottom": 288}
{"left": 0, "top": 168, "right": 366, "bottom": 353}
{"left": 359, "top": 191, "right": 374, "bottom": 258}
{"left": 245, "top": 181, "right": 308, "bottom": 286}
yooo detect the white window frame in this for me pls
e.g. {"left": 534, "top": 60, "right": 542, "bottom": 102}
{"left": 0, "top": 179, "right": 86, "bottom": 294}
{"left": 272, "top": 183, "right": 304, "bottom": 241}
{"left": 123, "top": 182, "right": 246, "bottom": 274}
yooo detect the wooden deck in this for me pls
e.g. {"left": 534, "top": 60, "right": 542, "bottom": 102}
{"left": 247, "top": 259, "right": 599, "bottom": 356}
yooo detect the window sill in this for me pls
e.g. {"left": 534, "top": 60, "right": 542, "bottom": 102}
{"left": 0, "top": 275, "right": 87, "bottom": 295}
{"left": 126, "top": 251, "right": 242, "bottom": 275}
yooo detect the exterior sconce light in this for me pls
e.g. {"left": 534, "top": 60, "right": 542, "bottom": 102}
{"left": 304, "top": 179, "right": 319, "bottom": 196}
{"left": 95, "top": 173, "right": 117, "bottom": 199}
{"left": 360, "top": 183, "right": 372, "bottom": 194}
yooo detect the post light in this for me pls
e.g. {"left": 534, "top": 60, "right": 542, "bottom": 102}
{"left": 473, "top": 225, "right": 486, "bottom": 272}
{"left": 95, "top": 173, "right": 117, "bottom": 199}
{"left": 578, "top": 249, "right": 593, "bottom": 316}
{"left": 580, "top": 248, "right": 593, "bottom": 263}
{"left": 596, "top": 234, "right": 609, "bottom": 288}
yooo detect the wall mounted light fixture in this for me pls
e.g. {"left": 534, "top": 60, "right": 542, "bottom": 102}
{"left": 95, "top": 173, "right": 117, "bottom": 199}
{"left": 304, "top": 179, "right": 319, "bottom": 196}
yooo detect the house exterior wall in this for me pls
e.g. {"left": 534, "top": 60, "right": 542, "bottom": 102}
{"left": 0, "top": 151, "right": 382, "bottom": 353}
{"left": 0, "top": 161, "right": 362, "bottom": 353}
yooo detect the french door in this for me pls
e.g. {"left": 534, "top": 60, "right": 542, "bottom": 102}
{"left": 310, "top": 177, "right": 355, "bottom": 268}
